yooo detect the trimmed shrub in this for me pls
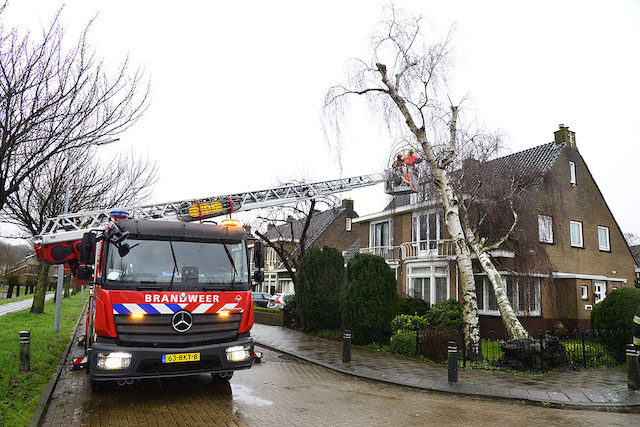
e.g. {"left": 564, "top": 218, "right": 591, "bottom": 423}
{"left": 282, "top": 293, "right": 299, "bottom": 328}
{"left": 340, "top": 253, "right": 399, "bottom": 345}
{"left": 390, "top": 332, "right": 417, "bottom": 357}
{"left": 424, "top": 299, "right": 463, "bottom": 328}
{"left": 296, "top": 246, "right": 344, "bottom": 331}
{"left": 391, "top": 314, "right": 427, "bottom": 332}
{"left": 398, "top": 297, "right": 430, "bottom": 316}
{"left": 591, "top": 287, "right": 640, "bottom": 343}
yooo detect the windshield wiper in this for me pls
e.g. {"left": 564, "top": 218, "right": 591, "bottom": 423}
{"left": 222, "top": 243, "right": 238, "bottom": 289}
{"left": 169, "top": 240, "right": 178, "bottom": 291}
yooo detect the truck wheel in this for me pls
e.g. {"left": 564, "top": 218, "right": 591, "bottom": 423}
{"left": 211, "top": 371, "right": 234, "bottom": 382}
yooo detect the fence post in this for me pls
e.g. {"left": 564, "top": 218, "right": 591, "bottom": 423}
{"left": 539, "top": 331, "right": 545, "bottom": 372}
{"left": 415, "top": 328, "right": 419, "bottom": 357}
{"left": 626, "top": 344, "right": 640, "bottom": 390}
{"left": 19, "top": 331, "right": 30, "bottom": 373}
{"left": 448, "top": 341, "right": 458, "bottom": 382}
{"left": 581, "top": 329, "right": 587, "bottom": 368}
{"left": 342, "top": 330, "right": 351, "bottom": 363}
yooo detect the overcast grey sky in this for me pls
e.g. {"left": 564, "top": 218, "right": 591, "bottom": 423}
{"left": 2, "top": 0, "right": 639, "bottom": 237}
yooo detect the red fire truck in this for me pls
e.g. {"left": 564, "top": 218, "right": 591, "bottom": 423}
{"left": 34, "top": 173, "right": 392, "bottom": 390}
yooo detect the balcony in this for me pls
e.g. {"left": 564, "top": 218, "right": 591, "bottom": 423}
{"left": 360, "top": 240, "right": 455, "bottom": 263}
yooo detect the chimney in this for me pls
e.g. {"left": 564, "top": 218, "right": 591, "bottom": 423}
{"left": 341, "top": 199, "right": 354, "bottom": 211}
{"left": 554, "top": 124, "right": 576, "bottom": 149}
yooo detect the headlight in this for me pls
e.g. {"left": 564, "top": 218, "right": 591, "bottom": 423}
{"left": 96, "top": 352, "right": 132, "bottom": 370}
{"left": 225, "top": 345, "right": 251, "bottom": 362}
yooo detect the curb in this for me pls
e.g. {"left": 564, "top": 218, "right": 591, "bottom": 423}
{"left": 27, "top": 298, "right": 88, "bottom": 427}
{"left": 254, "top": 340, "right": 640, "bottom": 413}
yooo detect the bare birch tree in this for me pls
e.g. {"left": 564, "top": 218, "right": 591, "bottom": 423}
{"left": 323, "top": 6, "right": 533, "bottom": 351}
{"left": 0, "top": 7, "right": 150, "bottom": 212}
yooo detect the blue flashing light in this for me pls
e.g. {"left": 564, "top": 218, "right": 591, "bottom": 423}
{"left": 109, "top": 210, "right": 130, "bottom": 220}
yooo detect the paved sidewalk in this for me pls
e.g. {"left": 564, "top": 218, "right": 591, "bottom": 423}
{"left": 252, "top": 324, "right": 640, "bottom": 412}
{"left": 0, "top": 292, "right": 54, "bottom": 317}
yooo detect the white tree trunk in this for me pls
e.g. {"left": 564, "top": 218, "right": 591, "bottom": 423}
{"left": 461, "top": 216, "right": 530, "bottom": 340}
{"left": 431, "top": 167, "right": 481, "bottom": 356}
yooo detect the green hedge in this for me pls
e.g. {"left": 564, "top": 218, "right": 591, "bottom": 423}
{"left": 296, "top": 246, "right": 344, "bottom": 331}
{"left": 591, "top": 287, "right": 640, "bottom": 343}
{"left": 390, "top": 332, "right": 417, "bottom": 357}
{"left": 340, "top": 253, "right": 398, "bottom": 345}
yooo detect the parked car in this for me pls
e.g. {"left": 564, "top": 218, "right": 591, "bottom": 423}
{"left": 252, "top": 291, "right": 271, "bottom": 308}
{"left": 267, "top": 293, "right": 291, "bottom": 309}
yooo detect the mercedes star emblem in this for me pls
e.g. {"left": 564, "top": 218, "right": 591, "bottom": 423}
{"left": 171, "top": 310, "right": 193, "bottom": 333}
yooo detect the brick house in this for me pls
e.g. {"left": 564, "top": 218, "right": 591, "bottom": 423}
{"left": 354, "top": 125, "right": 636, "bottom": 336}
{"left": 253, "top": 199, "right": 358, "bottom": 295}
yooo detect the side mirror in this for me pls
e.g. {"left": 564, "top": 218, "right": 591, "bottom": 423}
{"left": 118, "top": 243, "right": 130, "bottom": 258}
{"left": 77, "top": 265, "right": 94, "bottom": 280}
{"left": 253, "top": 240, "right": 265, "bottom": 269}
{"left": 79, "top": 232, "right": 97, "bottom": 265}
{"left": 252, "top": 270, "right": 264, "bottom": 284}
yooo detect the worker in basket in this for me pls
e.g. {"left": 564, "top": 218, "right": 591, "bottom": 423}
{"left": 404, "top": 148, "right": 422, "bottom": 182}
{"left": 392, "top": 153, "right": 404, "bottom": 186}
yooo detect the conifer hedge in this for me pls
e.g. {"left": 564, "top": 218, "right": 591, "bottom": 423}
{"left": 340, "top": 253, "right": 399, "bottom": 345}
{"left": 296, "top": 246, "right": 344, "bottom": 331}
{"left": 591, "top": 287, "right": 640, "bottom": 343}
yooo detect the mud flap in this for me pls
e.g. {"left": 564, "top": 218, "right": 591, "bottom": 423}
{"left": 253, "top": 351, "right": 262, "bottom": 363}
{"left": 77, "top": 335, "right": 86, "bottom": 346}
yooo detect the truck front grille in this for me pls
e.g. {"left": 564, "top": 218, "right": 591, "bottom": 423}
{"left": 114, "top": 313, "right": 242, "bottom": 348}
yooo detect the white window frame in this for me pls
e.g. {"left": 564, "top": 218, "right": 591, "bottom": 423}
{"left": 407, "top": 264, "right": 449, "bottom": 304}
{"left": 345, "top": 217, "right": 352, "bottom": 231}
{"left": 412, "top": 210, "right": 444, "bottom": 255}
{"left": 538, "top": 214, "right": 553, "bottom": 244}
{"left": 570, "top": 221, "right": 583, "bottom": 248}
{"left": 569, "top": 161, "right": 576, "bottom": 184}
{"left": 598, "top": 226, "right": 610, "bottom": 251}
{"left": 475, "top": 276, "right": 541, "bottom": 316}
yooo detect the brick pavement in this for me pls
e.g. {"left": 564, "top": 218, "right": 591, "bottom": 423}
{"left": 251, "top": 323, "right": 640, "bottom": 411}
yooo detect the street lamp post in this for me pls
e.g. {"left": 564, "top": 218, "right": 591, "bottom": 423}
{"left": 54, "top": 138, "right": 120, "bottom": 333}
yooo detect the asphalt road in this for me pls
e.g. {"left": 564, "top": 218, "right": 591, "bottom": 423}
{"left": 43, "top": 347, "right": 640, "bottom": 426}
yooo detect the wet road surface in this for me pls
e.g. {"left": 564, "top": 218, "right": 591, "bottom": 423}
{"left": 44, "top": 347, "right": 640, "bottom": 426}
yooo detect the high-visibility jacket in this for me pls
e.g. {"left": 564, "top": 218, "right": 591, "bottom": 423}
{"left": 404, "top": 153, "right": 419, "bottom": 168}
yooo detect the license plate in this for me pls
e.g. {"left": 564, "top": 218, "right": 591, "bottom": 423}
{"left": 162, "top": 352, "right": 201, "bottom": 363}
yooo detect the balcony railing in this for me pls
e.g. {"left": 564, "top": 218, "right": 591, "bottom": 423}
{"left": 360, "top": 240, "right": 455, "bottom": 263}
{"left": 359, "top": 246, "right": 402, "bottom": 262}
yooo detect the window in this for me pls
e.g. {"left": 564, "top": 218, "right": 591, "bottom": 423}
{"left": 475, "top": 276, "right": 540, "bottom": 316}
{"left": 598, "top": 226, "right": 610, "bottom": 251}
{"left": 570, "top": 221, "right": 583, "bottom": 247}
{"left": 538, "top": 215, "right": 553, "bottom": 244}
{"left": 346, "top": 217, "right": 352, "bottom": 232}
{"left": 581, "top": 285, "right": 588, "bottom": 301}
{"left": 412, "top": 211, "right": 443, "bottom": 251}
{"left": 408, "top": 265, "right": 448, "bottom": 304}
{"left": 569, "top": 161, "right": 576, "bottom": 184}
{"left": 370, "top": 220, "right": 390, "bottom": 257}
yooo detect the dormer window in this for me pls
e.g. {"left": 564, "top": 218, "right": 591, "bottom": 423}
{"left": 569, "top": 161, "right": 576, "bottom": 185}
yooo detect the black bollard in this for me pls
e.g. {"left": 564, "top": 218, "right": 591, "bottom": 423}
{"left": 448, "top": 341, "right": 458, "bottom": 382}
{"left": 342, "top": 330, "right": 351, "bottom": 363}
{"left": 20, "top": 331, "right": 30, "bottom": 373}
{"left": 627, "top": 344, "right": 640, "bottom": 390}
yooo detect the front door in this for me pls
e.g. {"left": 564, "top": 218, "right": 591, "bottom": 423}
{"left": 594, "top": 281, "right": 606, "bottom": 304}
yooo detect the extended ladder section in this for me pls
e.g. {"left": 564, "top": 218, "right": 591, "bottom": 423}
{"left": 36, "top": 173, "right": 386, "bottom": 245}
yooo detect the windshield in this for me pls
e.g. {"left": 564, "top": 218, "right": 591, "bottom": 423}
{"left": 104, "top": 238, "right": 249, "bottom": 290}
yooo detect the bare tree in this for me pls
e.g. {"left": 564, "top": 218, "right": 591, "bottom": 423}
{"left": 1, "top": 147, "right": 157, "bottom": 313}
{"left": 253, "top": 191, "right": 341, "bottom": 289}
{"left": 323, "top": 6, "right": 531, "bottom": 352}
{"left": 0, "top": 7, "right": 150, "bottom": 212}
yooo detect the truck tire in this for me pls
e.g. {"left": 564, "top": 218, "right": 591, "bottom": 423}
{"left": 211, "top": 371, "right": 234, "bottom": 382}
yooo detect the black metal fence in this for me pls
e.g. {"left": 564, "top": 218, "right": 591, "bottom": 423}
{"left": 407, "top": 326, "right": 627, "bottom": 371}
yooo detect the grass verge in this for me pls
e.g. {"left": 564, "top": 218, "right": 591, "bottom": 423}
{"left": 0, "top": 293, "right": 86, "bottom": 426}
{"left": 0, "top": 292, "right": 54, "bottom": 306}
